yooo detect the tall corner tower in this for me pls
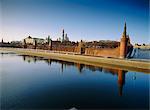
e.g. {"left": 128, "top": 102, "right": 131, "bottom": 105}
{"left": 120, "top": 22, "right": 128, "bottom": 58}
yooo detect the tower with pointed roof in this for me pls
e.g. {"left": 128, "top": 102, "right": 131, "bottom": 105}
{"left": 120, "top": 22, "right": 128, "bottom": 58}
{"left": 62, "top": 29, "right": 65, "bottom": 42}
{"left": 1, "top": 38, "right": 3, "bottom": 43}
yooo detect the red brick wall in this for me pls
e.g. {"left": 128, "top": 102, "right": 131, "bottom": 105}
{"left": 52, "top": 46, "right": 74, "bottom": 52}
{"left": 85, "top": 47, "right": 120, "bottom": 58}
{"left": 52, "top": 46, "right": 81, "bottom": 53}
{"left": 74, "top": 47, "right": 81, "bottom": 53}
{"left": 52, "top": 46, "right": 121, "bottom": 58}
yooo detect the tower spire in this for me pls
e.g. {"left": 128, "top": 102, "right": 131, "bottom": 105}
{"left": 1, "top": 38, "right": 3, "bottom": 43}
{"left": 62, "top": 29, "right": 64, "bottom": 42}
{"left": 120, "top": 22, "right": 128, "bottom": 58}
{"left": 123, "top": 22, "right": 127, "bottom": 37}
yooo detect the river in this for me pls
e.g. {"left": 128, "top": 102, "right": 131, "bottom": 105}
{"left": 0, "top": 51, "right": 149, "bottom": 109}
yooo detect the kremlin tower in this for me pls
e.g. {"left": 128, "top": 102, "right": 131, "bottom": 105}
{"left": 62, "top": 29, "right": 65, "bottom": 42}
{"left": 120, "top": 22, "right": 129, "bottom": 58}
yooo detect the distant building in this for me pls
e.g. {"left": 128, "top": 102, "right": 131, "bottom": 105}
{"left": 65, "top": 34, "right": 69, "bottom": 41}
{"left": 61, "top": 29, "right": 69, "bottom": 42}
{"left": 11, "top": 41, "right": 22, "bottom": 44}
{"left": 34, "top": 38, "right": 45, "bottom": 44}
{"left": 58, "top": 37, "right": 61, "bottom": 41}
{"left": 23, "top": 36, "right": 46, "bottom": 45}
{"left": 134, "top": 43, "right": 150, "bottom": 49}
{"left": 24, "top": 36, "right": 34, "bottom": 44}
{"left": 62, "top": 29, "right": 65, "bottom": 42}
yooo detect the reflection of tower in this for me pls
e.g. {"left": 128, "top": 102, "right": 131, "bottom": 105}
{"left": 118, "top": 69, "right": 126, "bottom": 96}
{"left": 76, "top": 63, "right": 84, "bottom": 73}
{"left": 1, "top": 52, "right": 3, "bottom": 57}
{"left": 48, "top": 59, "right": 52, "bottom": 66}
{"left": 34, "top": 56, "right": 37, "bottom": 63}
{"left": 61, "top": 63, "right": 64, "bottom": 73}
{"left": 23, "top": 56, "right": 26, "bottom": 61}
{"left": 133, "top": 73, "right": 136, "bottom": 80}
{"left": 45, "top": 59, "right": 51, "bottom": 66}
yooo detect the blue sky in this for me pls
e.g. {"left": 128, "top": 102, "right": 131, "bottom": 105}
{"left": 0, "top": 0, "right": 149, "bottom": 44}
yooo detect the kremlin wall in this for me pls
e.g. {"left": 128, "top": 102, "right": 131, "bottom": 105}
{"left": 0, "top": 22, "right": 133, "bottom": 59}
{"left": 84, "top": 23, "right": 132, "bottom": 58}
{"left": 48, "top": 22, "right": 133, "bottom": 59}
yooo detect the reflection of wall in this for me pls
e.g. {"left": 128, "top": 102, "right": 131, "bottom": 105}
{"left": 102, "top": 68, "right": 119, "bottom": 75}
{"left": 44, "top": 59, "right": 52, "bottom": 65}
{"left": 23, "top": 55, "right": 35, "bottom": 63}
{"left": 22, "top": 55, "right": 127, "bottom": 96}
{"left": 76, "top": 63, "right": 84, "bottom": 73}
{"left": 84, "top": 65, "right": 102, "bottom": 72}
{"left": 23, "top": 55, "right": 44, "bottom": 64}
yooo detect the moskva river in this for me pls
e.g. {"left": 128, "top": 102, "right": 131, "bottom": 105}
{"left": 0, "top": 51, "right": 149, "bottom": 109}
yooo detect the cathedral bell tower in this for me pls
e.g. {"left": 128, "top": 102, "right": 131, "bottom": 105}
{"left": 62, "top": 29, "right": 65, "bottom": 42}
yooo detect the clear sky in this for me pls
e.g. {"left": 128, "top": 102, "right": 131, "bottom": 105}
{"left": 0, "top": 0, "right": 149, "bottom": 44}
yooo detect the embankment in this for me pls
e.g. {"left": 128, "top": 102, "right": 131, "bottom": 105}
{"left": 0, "top": 47, "right": 149, "bottom": 73}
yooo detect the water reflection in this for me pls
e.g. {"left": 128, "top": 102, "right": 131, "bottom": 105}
{"left": 22, "top": 55, "right": 128, "bottom": 96}
{"left": 1, "top": 52, "right": 149, "bottom": 109}
{"left": 0, "top": 51, "right": 15, "bottom": 57}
